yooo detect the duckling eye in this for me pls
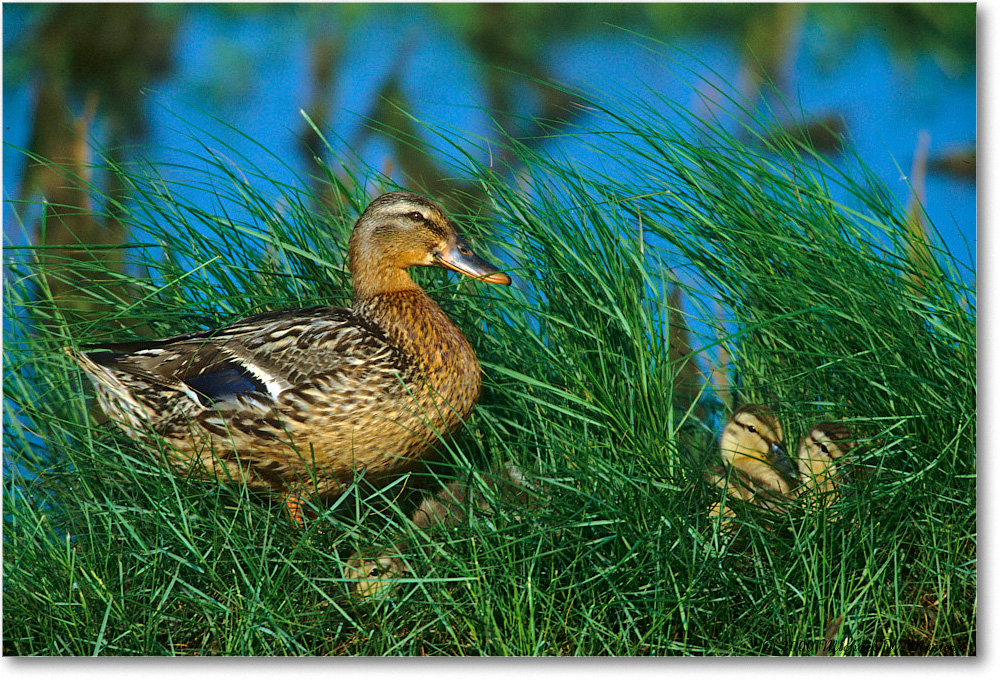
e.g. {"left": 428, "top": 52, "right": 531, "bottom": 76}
{"left": 820, "top": 443, "right": 830, "bottom": 455}
{"left": 747, "top": 425, "right": 758, "bottom": 434}
{"left": 407, "top": 211, "right": 424, "bottom": 222}
{"left": 368, "top": 567, "right": 382, "bottom": 577}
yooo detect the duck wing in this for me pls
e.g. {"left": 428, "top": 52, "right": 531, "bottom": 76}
{"left": 82, "top": 305, "right": 407, "bottom": 410}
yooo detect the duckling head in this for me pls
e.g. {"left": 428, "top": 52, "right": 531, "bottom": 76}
{"left": 343, "top": 550, "right": 410, "bottom": 599}
{"left": 797, "top": 422, "right": 853, "bottom": 495}
{"left": 719, "top": 404, "right": 797, "bottom": 493}
{"left": 349, "top": 191, "right": 511, "bottom": 299}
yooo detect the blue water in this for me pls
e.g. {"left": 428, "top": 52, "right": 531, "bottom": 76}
{"left": 3, "top": 6, "right": 976, "bottom": 274}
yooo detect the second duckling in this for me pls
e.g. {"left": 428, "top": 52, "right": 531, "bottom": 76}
{"left": 344, "top": 462, "right": 534, "bottom": 598}
{"left": 795, "top": 421, "right": 854, "bottom": 505}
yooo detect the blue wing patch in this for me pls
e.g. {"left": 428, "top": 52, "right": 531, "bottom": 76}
{"left": 184, "top": 365, "right": 268, "bottom": 403}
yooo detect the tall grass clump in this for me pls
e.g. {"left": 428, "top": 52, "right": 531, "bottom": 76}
{"left": 4, "top": 80, "right": 974, "bottom": 655}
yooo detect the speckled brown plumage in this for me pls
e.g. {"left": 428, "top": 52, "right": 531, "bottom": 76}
{"left": 66, "top": 191, "right": 511, "bottom": 520}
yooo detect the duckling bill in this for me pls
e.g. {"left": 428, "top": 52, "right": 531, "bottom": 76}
{"left": 66, "top": 191, "right": 511, "bottom": 523}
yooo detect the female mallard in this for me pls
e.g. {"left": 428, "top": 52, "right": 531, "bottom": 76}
{"left": 66, "top": 191, "right": 511, "bottom": 522}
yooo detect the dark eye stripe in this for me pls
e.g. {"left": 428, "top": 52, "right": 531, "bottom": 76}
{"left": 426, "top": 223, "right": 448, "bottom": 239}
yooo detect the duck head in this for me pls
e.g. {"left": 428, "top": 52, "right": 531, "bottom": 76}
{"left": 343, "top": 550, "right": 410, "bottom": 599}
{"left": 797, "top": 422, "right": 853, "bottom": 495}
{"left": 720, "top": 404, "right": 797, "bottom": 485}
{"left": 349, "top": 191, "right": 511, "bottom": 300}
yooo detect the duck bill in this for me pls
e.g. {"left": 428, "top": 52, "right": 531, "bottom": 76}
{"left": 434, "top": 237, "right": 511, "bottom": 285}
{"left": 770, "top": 441, "right": 798, "bottom": 482}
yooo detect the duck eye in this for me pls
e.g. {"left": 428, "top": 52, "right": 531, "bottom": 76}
{"left": 407, "top": 211, "right": 424, "bottom": 222}
{"left": 747, "top": 425, "right": 758, "bottom": 434}
{"left": 368, "top": 567, "right": 381, "bottom": 577}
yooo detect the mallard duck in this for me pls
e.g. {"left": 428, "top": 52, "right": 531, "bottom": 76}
{"left": 794, "top": 421, "right": 854, "bottom": 505}
{"left": 705, "top": 403, "right": 797, "bottom": 521}
{"left": 343, "top": 551, "right": 411, "bottom": 599}
{"left": 344, "top": 462, "right": 532, "bottom": 597}
{"left": 66, "top": 191, "right": 511, "bottom": 523}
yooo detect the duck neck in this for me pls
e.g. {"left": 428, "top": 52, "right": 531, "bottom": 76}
{"left": 353, "top": 288, "right": 481, "bottom": 405}
{"left": 350, "top": 260, "right": 422, "bottom": 301}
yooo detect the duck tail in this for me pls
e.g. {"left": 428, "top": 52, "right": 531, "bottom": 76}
{"left": 64, "top": 346, "right": 149, "bottom": 426}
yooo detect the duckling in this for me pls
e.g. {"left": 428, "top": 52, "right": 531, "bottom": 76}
{"left": 343, "top": 551, "right": 412, "bottom": 600}
{"left": 66, "top": 191, "right": 511, "bottom": 523}
{"left": 705, "top": 404, "right": 797, "bottom": 520}
{"left": 344, "top": 462, "right": 532, "bottom": 597}
{"left": 413, "top": 462, "right": 533, "bottom": 525}
{"left": 795, "top": 421, "right": 854, "bottom": 505}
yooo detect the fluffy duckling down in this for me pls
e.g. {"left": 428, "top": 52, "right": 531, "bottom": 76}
{"left": 705, "top": 407, "right": 857, "bottom": 529}
{"left": 705, "top": 404, "right": 797, "bottom": 522}
{"left": 794, "top": 421, "right": 854, "bottom": 506}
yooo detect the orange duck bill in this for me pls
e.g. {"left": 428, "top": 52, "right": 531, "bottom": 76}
{"left": 433, "top": 236, "right": 511, "bottom": 285}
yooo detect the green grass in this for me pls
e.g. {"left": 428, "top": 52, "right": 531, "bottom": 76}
{"left": 3, "top": 83, "right": 975, "bottom": 655}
